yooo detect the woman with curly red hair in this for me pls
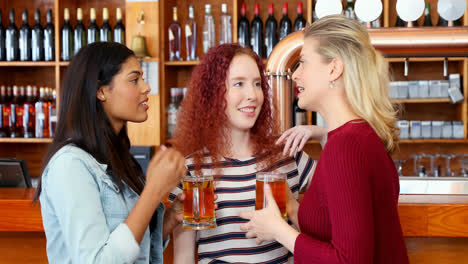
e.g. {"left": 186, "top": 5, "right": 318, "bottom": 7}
{"left": 168, "top": 44, "right": 315, "bottom": 263}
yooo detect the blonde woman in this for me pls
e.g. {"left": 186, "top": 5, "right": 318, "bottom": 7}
{"left": 239, "top": 15, "right": 409, "bottom": 263}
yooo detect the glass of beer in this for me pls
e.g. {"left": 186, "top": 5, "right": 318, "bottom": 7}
{"left": 255, "top": 172, "right": 287, "bottom": 219}
{"left": 182, "top": 175, "right": 216, "bottom": 230}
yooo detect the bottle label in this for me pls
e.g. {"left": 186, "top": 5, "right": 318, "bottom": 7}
{"left": 168, "top": 30, "right": 175, "bottom": 41}
{"left": 185, "top": 25, "right": 192, "bottom": 37}
{"left": 295, "top": 112, "right": 307, "bottom": 126}
{"left": 168, "top": 111, "right": 177, "bottom": 125}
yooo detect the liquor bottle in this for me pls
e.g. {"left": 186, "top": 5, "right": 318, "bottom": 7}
{"left": 423, "top": 3, "right": 433, "bottom": 27}
{"left": 395, "top": 15, "right": 405, "bottom": 27}
{"left": 44, "top": 9, "right": 55, "bottom": 61}
{"left": 185, "top": 5, "right": 197, "bottom": 60}
{"left": 293, "top": 96, "right": 307, "bottom": 126}
{"left": 6, "top": 9, "right": 19, "bottom": 61}
{"left": 49, "top": 89, "right": 56, "bottom": 137}
{"left": 88, "top": 8, "right": 99, "bottom": 44}
{"left": 279, "top": 3, "right": 292, "bottom": 40}
{"left": 251, "top": 3, "right": 264, "bottom": 57}
{"left": 168, "top": 7, "right": 181, "bottom": 61}
{"left": 345, "top": 0, "right": 356, "bottom": 20}
{"left": 238, "top": 3, "right": 250, "bottom": 48}
{"left": 219, "top": 3, "right": 232, "bottom": 45}
{"left": 74, "top": 8, "right": 86, "bottom": 54}
{"left": 61, "top": 8, "right": 73, "bottom": 61}
{"left": 35, "top": 87, "right": 49, "bottom": 138}
{"left": 0, "top": 10, "right": 6, "bottom": 61}
{"left": 202, "top": 4, "right": 215, "bottom": 54}
{"left": 19, "top": 9, "right": 32, "bottom": 61}
{"left": 114, "top": 8, "right": 125, "bottom": 44}
{"left": 265, "top": 3, "right": 278, "bottom": 58}
{"left": 10, "top": 85, "right": 24, "bottom": 137}
{"left": 100, "top": 8, "right": 112, "bottom": 42}
{"left": 294, "top": 2, "right": 307, "bottom": 31}
{"left": 167, "top": 88, "right": 179, "bottom": 138}
{"left": 0, "top": 85, "right": 8, "bottom": 137}
{"left": 32, "top": 9, "right": 44, "bottom": 61}
{"left": 23, "top": 85, "right": 35, "bottom": 138}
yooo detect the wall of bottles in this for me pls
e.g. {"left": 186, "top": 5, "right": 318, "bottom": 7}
{"left": 0, "top": 85, "right": 56, "bottom": 138}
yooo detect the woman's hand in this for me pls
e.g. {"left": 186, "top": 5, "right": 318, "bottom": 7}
{"left": 239, "top": 184, "right": 287, "bottom": 244}
{"left": 285, "top": 185, "right": 300, "bottom": 228}
{"left": 276, "top": 125, "right": 327, "bottom": 156}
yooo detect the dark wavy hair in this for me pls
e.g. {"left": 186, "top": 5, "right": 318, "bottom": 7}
{"left": 172, "top": 44, "right": 282, "bottom": 172}
{"left": 35, "top": 42, "right": 145, "bottom": 200}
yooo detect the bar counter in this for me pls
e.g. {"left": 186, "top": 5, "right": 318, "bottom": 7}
{"left": 0, "top": 188, "right": 467, "bottom": 263}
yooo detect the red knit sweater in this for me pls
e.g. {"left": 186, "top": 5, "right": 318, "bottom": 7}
{"left": 294, "top": 120, "right": 409, "bottom": 264}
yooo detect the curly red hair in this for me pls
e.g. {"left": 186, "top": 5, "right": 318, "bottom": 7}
{"left": 173, "top": 44, "right": 282, "bottom": 172}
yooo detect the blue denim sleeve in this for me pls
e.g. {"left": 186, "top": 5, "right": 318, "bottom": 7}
{"left": 150, "top": 202, "right": 169, "bottom": 264}
{"left": 42, "top": 153, "right": 140, "bottom": 263}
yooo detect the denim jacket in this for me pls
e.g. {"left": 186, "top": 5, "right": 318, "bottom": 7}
{"left": 40, "top": 144, "right": 168, "bottom": 263}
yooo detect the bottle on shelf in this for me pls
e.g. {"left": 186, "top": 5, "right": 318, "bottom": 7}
{"left": 344, "top": 0, "right": 356, "bottom": 20}
{"left": 49, "top": 89, "right": 56, "bottom": 137}
{"left": 100, "top": 8, "right": 112, "bottom": 42}
{"left": 423, "top": 3, "right": 433, "bottom": 27}
{"left": 32, "top": 9, "right": 44, "bottom": 61}
{"left": 44, "top": 9, "right": 54, "bottom": 61}
{"left": 265, "top": 3, "right": 278, "bottom": 58}
{"left": 88, "top": 8, "right": 99, "bottom": 44}
{"left": 251, "top": 3, "right": 264, "bottom": 58}
{"left": 202, "top": 4, "right": 215, "bottom": 54}
{"left": 167, "top": 88, "right": 179, "bottom": 138}
{"left": 114, "top": 8, "right": 125, "bottom": 44}
{"left": 219, "top": 3, "right": 232, "bottom": 45}
{"left": 0, "top": 85, "right": 8, "bottom": 137}
{"left": 74, "top": 8, "right": 86, "bottom": 55}
{"left": 10, "top": 85, "right": 24, "bottom": 138}
{"left": 0, "top": 10, "right": 6, "bottom": 61}
{"left": 293, "top": 96, "right": 307, "bottom": 126}
{"left": 238, "top": 3, "right": 250, "bottom": 48}
{"left": 294, "top": 2, "right": 307, "bottom": 31}
{"left": 35, "top": 87, "right": 50, "bottom": 138}
{"left": 6, "top": 9, "right": 19, "bottom": 61}
{"left": 185, "top": 5, "right": 197, "bottom": 61}
{"left": 279, "top": 3, "right": 292, "bottom": 40}
{"left": 395, "top": 15, "right": 405, "bottom": 27}
{"left": 61, "top": 8, "right": 73, "bottom": 61}
{"left": 168, "top": 7, "right": 182, "bottom": 61}
{"left": 19, "top": 9, "right": 32, "bottom": 61}
{"left": 23, "top": 85, "right": 35, "bottom": 138}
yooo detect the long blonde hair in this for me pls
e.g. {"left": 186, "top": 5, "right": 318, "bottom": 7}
{"left": 305, "top": 15, "right": 399, "bottom": 153}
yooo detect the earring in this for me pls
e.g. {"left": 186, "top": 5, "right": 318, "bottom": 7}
{"left": 329, "top": 81, "right": 335, "bottom": 89}
{"left": 101, "top": 95, "right": 105, "bottom": 99}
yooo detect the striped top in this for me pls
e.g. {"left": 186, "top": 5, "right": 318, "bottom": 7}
{"left": 169, "top": 151, "right": 315, "bottom": 264}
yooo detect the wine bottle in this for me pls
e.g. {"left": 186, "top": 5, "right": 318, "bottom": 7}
{"left": 6, "top": 9, "right": 19, "bottom": 61}
{"left": 23, "top": 85, "right": 35, "bottom": 138}
{"left": 185, "top": 5, "right": 197, "bottom": 60}
{"left": 345, "top": 0, "right": 356, "bottom": 20}
{"left": 238, "top": 3, "right": 250, "bottom": 48}
{"left": 251, "top": 3, "right": 264, "bottom": 58}
{"left": 265, "top": 3, "right": 278, "bottom": 58}
{"left": 294, "top": 2, "right": 307, "bottom": 31}
{"left": 44, "top": 9, "right": 55, "bottom": 61}
{"left": 32, "top": 9, "right": 44, "bottom": 61}
{"left": 168, "top": 7, "right": 182, "bottom": 61}
{"left": 100, "top": 8, "right": 112, "bottom": 42}
{"left": 220, "top": 3, "right": 232, "bottom": 45}
{"left": 19, "top": 9, "right": 32, "bottom": 61}
{"left": 114, "top": 8, "right": 125, "bottom": 44}
{"left": 0, "top": 85, "right": 8, "bottom": 137}
{"left": 423, "top": 3, "right": 433, "bottom": 27}
{"left": 10, "top": 85, "right": 24, "bottom": 138}
{"left": 0, "top": 10, "right": 6, "bottom": 61}
{"left": 202, "top": 4, "right": 215, "bottom": 54}
{"left": 87, "top": 8, "right": 99, "bottom": 44}
{"left": 395, "top": 15, "right": 405, "bottom": 27}
{"left": 74, "top": 8, "right": 86, "bottom": 54}
{"left": 61, "top": 8, "right": 73, "bottom": 61}
{"left": 293, "top": 96, "right": 307, "bottom": 126}
{"left": 279, "top": 3, "right": 292, "bottom": 40}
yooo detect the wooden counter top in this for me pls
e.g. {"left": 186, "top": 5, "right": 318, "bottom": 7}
{"left": 0, "top": 188, "right": 467, "bottom": 236}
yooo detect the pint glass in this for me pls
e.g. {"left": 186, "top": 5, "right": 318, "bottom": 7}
{"left": 182, "top": 175, "right": 216, "bottom": 230}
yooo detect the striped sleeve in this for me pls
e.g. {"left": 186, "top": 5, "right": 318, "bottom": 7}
{"left": 295, "top": 151, "right": 315, "bottom": 191}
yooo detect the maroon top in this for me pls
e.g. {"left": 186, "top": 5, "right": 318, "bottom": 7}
{"left": 294, "top": 120, "right": 409, "bottom": 264}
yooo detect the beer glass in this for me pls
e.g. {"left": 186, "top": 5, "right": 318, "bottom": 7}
{"left": 255, "top": 172, "right": 287, "bottom": 219}
{"left": 182, "top": 175, "right": 216, "bottom": 230}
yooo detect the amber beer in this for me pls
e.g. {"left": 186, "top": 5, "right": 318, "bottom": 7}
{"left": 182, "top": 176, "right": 216, "bottom": 230}
{"left": 255, "top": 172, "right": 287, "bottom": 219}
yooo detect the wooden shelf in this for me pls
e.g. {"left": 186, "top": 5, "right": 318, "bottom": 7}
{"left": 0, "top": 62, "right": 56, "bottom": 67}
{"left": 165, "top": 61, "right": 200, "bottom": 66}
{"left": 59, "top": 61, "right": 70, "bottom": 66}
{"left": 394, "top": 98, "right": 453, "bottom": 104}
{"left": 0, "top": 138, "right": 53, "bottom": 144}
{"left": 399, "top": 139, "right": 467, "bottom": 144}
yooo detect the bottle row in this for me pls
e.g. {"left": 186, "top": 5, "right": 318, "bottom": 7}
{"left": 0, "top": 7, "right": 125, "bottom": 62}
{"left": 397, "top": 120, "right": 464, "bottom": 140}
{"left": 0, "top": 85, "right": 56, "bottom": 138}
{"left": 394, "top": 153, "right": 468, "bottom": 178}
{"left": 167, "top": 87, "right": 188, "bottom": 138}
